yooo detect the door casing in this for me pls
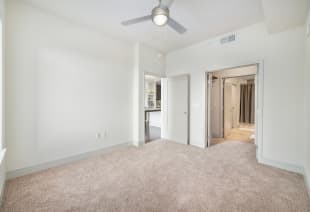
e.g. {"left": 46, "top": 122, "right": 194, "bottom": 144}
{"left": 205, "top": 62, "right": 264, "bottom": 162}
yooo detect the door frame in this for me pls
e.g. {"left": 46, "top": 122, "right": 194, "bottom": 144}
{"left": 204, "top": 61, "right": 264, "bottom": 161}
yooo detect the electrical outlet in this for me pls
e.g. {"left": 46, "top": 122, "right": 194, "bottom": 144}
{"left": 96, "top": 130, "right": 108, "bottom": 141}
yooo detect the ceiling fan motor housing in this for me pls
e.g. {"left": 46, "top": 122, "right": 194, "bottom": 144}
{"left": 152, "top": 6, "right": 170, "bottom": 26}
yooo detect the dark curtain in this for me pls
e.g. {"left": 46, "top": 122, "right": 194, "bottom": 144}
{"left": 239, "top": 80, "right": 255, "bottom": 124}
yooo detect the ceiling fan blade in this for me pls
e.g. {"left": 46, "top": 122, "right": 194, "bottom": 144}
{"left": 159, "top": 0, "right": 175, "bottom": 8}
{"left": 167, "top": 18, "right": 186, "bottom": 34}
{"left": 121, "top": 15, "right": 152, "bottom": 26}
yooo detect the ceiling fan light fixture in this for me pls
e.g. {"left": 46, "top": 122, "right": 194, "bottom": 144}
{"left": 121, "top": 1, "right": 187, "bottom": 34}
{"left": 152, "top": 6, "right": 169, "bottom": 26}
{"left": 153, "top": 14, "right": 168, "bottom": 26}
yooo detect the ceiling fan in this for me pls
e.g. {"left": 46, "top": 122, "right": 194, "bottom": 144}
{"left": 121, "top": 0, "right": 186, "bottom": 34}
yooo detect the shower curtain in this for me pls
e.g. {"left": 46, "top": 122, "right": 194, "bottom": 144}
{"left": 239, "top": 80, "right": 255, "bottom": 124}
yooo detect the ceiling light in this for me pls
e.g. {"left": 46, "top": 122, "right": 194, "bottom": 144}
{"left": 153, "top": 14, "right": 168, "bottom": 26}
{"left": 152, "top": 7, "right": 169, "bottom": 26}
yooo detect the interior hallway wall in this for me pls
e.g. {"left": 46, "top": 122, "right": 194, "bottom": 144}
{"left": 0, "top": 0, "right": 5, "bottom": 198}
{"left": 304, "top": 11, "right": 310, "bottom": 191}
{"left": 210, "top": 78, "right": 222, "bottom": 138}
{"left": 167, "top": 23, "right": 305, "bottom": 169}
{"left": 224, "top": 81, "right": 233, "bottom": 136}
{"left": 231, "top": 80, "right": 240, "bottom": 128}
{"left": 5, "top": 0, "right": 135, "bottom": 172}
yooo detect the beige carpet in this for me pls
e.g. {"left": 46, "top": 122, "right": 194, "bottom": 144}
{"left": 1, "top": 141, "right": 309, "bottom": 212}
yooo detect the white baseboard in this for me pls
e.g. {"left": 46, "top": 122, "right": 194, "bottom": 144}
{"left": 7, "top": 143, "right": 130, "bottom": 180}
{"left": 189, "top": 142, "right": 206, "bottom": 149}
{"left": 304, "top": 168, "right": 310, "bottom": 198}
{"left": 0, "top": 149, "right": 7, "bottom": 207}
{"left": 258, "top": 156, "right": 304, "bottom": 174}
{"left": 131, "top": 140, "right": 145, "bottom": 147}
{"left": 0, "top": 180, "right": 5, "bottom": 207}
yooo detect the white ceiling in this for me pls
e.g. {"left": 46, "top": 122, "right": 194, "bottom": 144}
{"left": 262, "top": 0, "right": 310, "bottom": 33}
{"left": 20, "top": 0, "right": 310, "bottom": 53}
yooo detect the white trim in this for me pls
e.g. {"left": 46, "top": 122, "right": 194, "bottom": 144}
{"left": 0, "top": 180, "right": 4, "bottom": 207}
{"left": 0, "top": 149, "right": 5, "bottom": 164}
{"left": 6, "top": 143, "right": 130, "bottom": 180}
{"left": 0, "top": 149, "right": 6, "bottom": 207}
{"left": 144, "top": 71, "right": 166, "bottom": 79}
{"left": 256, "top": 61, "right": 264, "bottom": 162}
{"left": 258, "top": 156, "right": 304, "bottom": 174}
{"left": 190, "top": 142, "right": 205, "bottom": 149}
{"left": 303, "top": 168, "right": 310, "bottom": 198}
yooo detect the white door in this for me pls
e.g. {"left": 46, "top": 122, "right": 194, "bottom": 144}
{"left": 167, "top": 75, "right": 189, "bottom": 144}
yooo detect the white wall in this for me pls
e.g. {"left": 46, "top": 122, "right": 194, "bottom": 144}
{"left": 132, "top": 44, "right": 165, "bottom": 145}
{"left": 5, "top": 0, "right": 135, "bottom": 172}
{"left": 167, "top": 23, "right": 305, "bottom": 168}
{"left": 304, "top": 11, "right": 310, "bottom": 191}
{"left": 0, "top": 0, "right": 5, "bottom": 198}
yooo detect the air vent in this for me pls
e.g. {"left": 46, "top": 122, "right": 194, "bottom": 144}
{"left": 220, "top": 34, "right": 236, "bottom": 44}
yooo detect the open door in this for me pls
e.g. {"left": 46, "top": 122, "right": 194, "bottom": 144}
{"left": 167, "top": 75, "right": 189, "bottom": 144}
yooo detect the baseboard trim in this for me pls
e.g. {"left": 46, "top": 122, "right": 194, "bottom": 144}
{"left": 0, "top": 181, "right": 5, "bottom": 207}
{"left": 131, "top": 140, "right": 145, "bottom": 147}
{"left": 7, "top": 142, "right": 130, "bottom": 180}
{"left": 258, "top": 157, "right": 304, "bottom": 174}
{"left": 303, "top": 168, "right": 310, "bottom": 198}
{"left": 0, "top": 149, "right": 7, "bottom": 207}
{"left": 190, "top": 142, "right": 206, "bottom": 149}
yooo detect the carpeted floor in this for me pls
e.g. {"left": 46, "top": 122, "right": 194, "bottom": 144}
{"left": 1, "top": 141, "right": 309, "bottom": 212}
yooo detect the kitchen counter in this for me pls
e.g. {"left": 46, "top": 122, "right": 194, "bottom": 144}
{"left": 145, "top": 108, "right": 161, "bottom": 112}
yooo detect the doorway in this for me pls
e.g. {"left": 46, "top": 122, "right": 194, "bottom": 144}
{"left": 206, "top": 64, "right": 260, "bottom": 147}
{"left": 144, "top": 74, "right": 162, "bottom": 143}
{"left": 143, "top": 74, "right": 189, "bottom": 145}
